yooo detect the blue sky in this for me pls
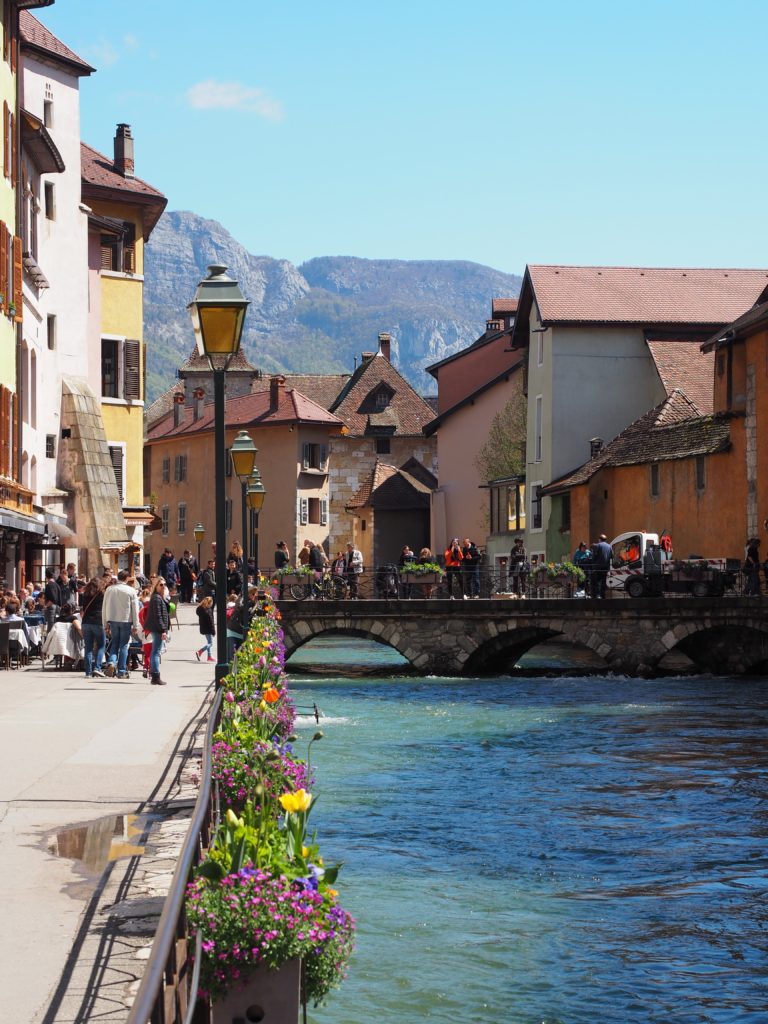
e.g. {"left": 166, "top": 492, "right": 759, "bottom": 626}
{"left": 41, "top": 0, "right": 768, "bottom": 276}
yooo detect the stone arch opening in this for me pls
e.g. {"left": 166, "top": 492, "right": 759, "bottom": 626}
{"left": 463, "top": 627, "right": 610, "bottom": 676}
{"left": 666, "top": 624, "right": 768, "bottom": 676}
{"left": 284, "top": 626, "right": 413, "bottom": 674}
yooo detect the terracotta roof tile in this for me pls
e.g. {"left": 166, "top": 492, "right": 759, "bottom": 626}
{"left": 281, "top": 374, "right": 350, "bottom": 410}
{"left": 646, "top": 339, "right": 714, "bottom": 414}
{"left": 81, "top": 141, "right": 167, "bottom": 238}
{"left": 146, "top": 386, "right": 342, "bottom": 441}
{"left": 346, "top": 460, "right": 433, "bottom": 510}
{"left": 330, "top": 353, "right": 435, "bottom": 436}
{"left": 20, "top": 11, "right": 94, "bottom": 74}
{"left": 492, "top": 297, "right": 518, "bottom": 315}
{"left": 542, "top": 390, "right": 729, "bottom": 495}
{"left": 528, "top": 265, "right": 768, "bottom": 325}
{"left": 180, "top": 347, "right": 258, "bottom": 374}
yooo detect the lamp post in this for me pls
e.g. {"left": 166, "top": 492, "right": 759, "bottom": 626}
{"left": 188, "top": 265, "right": 250, "bottom": 683}
{"left": 246, "top": 468, "right": 266, "bottom": 579}
{"left": 193, "top": 522, "right": 205, "bottom": 575}
{"left": 231, "top": 430, "right": 258, "bottom": 626}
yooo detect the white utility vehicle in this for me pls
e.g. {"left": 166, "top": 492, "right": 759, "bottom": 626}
{"left": 605, "top": 531, "right": 739, "bottom": 598}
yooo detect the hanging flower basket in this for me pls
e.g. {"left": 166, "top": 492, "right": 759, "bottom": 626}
{"left": 210, "top": 956, "right": 301, "bottom": 1024}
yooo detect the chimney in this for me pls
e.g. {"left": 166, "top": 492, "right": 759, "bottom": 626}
{"left": 193, "top": 387, "right": 205, "bottom": 422}
{"left": 173, "top": 392, "right": 184, "bottom": 427}
{"left": 361, "top": 351, "right": 376, "bottom": 365}
{"left": 114, "top": 123, "right": 134, "bottom": 178}
{"left": 378, "top": 332, "right": 392, "bottom": 361}
{"left": 590, "top": 437, "right": 604, "bottom": 459}
{"left": 270, "top": 374, "right": 285, "bottom": 411}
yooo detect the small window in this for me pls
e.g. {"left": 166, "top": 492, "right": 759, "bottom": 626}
{"left": 696, "top": 455, "right": 705, "bottom": 491}
{"left": 375, "top": 437, "right": 391, "bottom": 455}
{"left": 532, "top": 484, "right": 543, "bottom": 530}
{"left": 301, "top": 442, "right": 328, "bottom": 471}
{"left": 45, "top": 434, "right": 55, "bottom": 458}
{"left": 375, "top": 390, "right": 390, "bottom": 410}
{"left": 101, "top": 339, "right": 120, "bottom": 398}
{"left": 44, "top": 182, "right": 55, "bottom": 220}
{"left": 650, "top": 463, "right": 660, "bottom": 497}
{"left": 46, "top": 314, "right": 56, "bottom": 350}
{"left": 174, "top": 454, "right": 187, "bottom": 482}
{"left": 43, "top": 98, "right": 53, "bottom": 128}
{"left": 178, "top": 503, "right": 187, "bottom": 534}
{"left": 534, "top": 396, "right": 543, "bottom": 463}
{"left": 161, "top": 457, "right": 170, "bottom": 484}
{"left": 537, "top": 332, "right": 544, "bottom": 366}
{"left": 161, "top": 506, "right": 169, "bottom": 536}
{"left": 308, "top": 497, "right": 321, "bottom": 524}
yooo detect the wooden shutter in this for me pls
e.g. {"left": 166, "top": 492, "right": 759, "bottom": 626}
{"left": 320, "top": 498, "right": 328, "bottom": 526}
{"left": 123, "top": 339, "right": 140, "bottom": 399}
{"left": 100, "top": 243, "right": 113, "bottom": 270}
{"left": 2, "top": 101, "right": 7, "bottom": 179}
{"left": 320, "top": 444, "right": 328, "bottom": 471}
{"left": 300, "top": 497, "right": 309, "bottom": 526}
{"left": 11, "top": 390, "right": 17, "bottom": 480}
{"left": 9, "top": 12, "right": 15, "bottom": 74}
{"left": 0, "top": 221, "right": 6, "bottom": 311}
{"left": 108, "top": 445, "right": 123, "bottom": 500}
{"left": 10, "top": 111, "right": 15, "bottom": 188}
{"left": 0, "top": 385, "right": 7, "bottom": 477}
{"left": 162, "top": 457, "right": 170, "bottom": 484}
{"left": 123, "top": 244, "right": 136, "bottom": 273}
{"left": 12, "top": 234, "right": 21, "bottom": 319}
{"left": 302, "top": 443, "right": 310, "bottom": 470}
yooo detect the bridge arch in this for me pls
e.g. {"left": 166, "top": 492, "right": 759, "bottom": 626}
{"left": 464, "top": 623, "right": 614, "bottom": 675}
{"left": 656, "top": 620, "right": 768, "bottom": 675}
{"left": 282, "top": 620, "right": 419, "bottom": 671}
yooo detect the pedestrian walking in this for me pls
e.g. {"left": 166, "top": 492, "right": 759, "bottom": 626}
{"left": 80, "top": 576, "right": 108, "bottom": 678}
{"left": 195, "top": 596, "right": 215, "bottom": 662}
{"left": 143, "top": 576, "right": 170, "bottom": 685}
{"left": 178, "top": 550, "right": 198, "bottom": 603}
{"left": 157, "top": 548, "right": 179, "bottom": 593}
{"left": 102, "top": 569, "right": 140, "bottom": 678}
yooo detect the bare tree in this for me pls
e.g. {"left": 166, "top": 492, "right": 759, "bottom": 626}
{"left": 475, "top": 384, "right": 527, "bottom": 483}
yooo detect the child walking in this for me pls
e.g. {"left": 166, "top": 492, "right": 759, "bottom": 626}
{"left": 196, "top": 596, "right": 215, "bottom": 662}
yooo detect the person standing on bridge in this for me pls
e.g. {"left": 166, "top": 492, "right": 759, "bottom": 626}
{"left": 444, "top": 538, "right": 464, "bottom": 599}
{"left": 591, "top": 534, "right": 613, "bottom": 599}
{"left": 509, "top": 537, "right": 529, "bottom": 598}
{"left": 345, "top": 541, "right": 364, "bottom": 599}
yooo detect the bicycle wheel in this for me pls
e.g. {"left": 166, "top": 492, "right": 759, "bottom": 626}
{"left": 289, "top": 582, "right": 311, "bottom": 600}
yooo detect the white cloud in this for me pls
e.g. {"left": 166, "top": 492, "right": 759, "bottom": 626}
{"left": 186, "top": 80, "right": 284, "bottom": 122}
{"left": 123, "top": 34, "right": 140, "bottom": 51}
{"left": 84, "top": 40, "right": 119, "bottom": 67}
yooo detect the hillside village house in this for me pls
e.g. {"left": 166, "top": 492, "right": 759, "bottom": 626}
{"left": 144, "top": 372, "right": 343, "bottom": 576}
{"left": 424, "top": 300, "right": 524, "bottom": 562}
{"left": 511, "top": 265, "right": 768, "bottom": 563}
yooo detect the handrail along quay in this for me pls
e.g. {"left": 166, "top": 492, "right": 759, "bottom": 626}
{"left": 128, "top": 686, "right": 223, "bottom": 1024}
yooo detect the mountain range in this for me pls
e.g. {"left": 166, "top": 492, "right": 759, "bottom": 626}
{"left": 143, "top": 211, "right": 522, "bottom": 403}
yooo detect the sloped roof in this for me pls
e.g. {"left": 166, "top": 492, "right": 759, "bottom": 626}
{"left": 512, "top": 265, "right": 768, "bottom": 350}
{"left": 20, "top": 11, "right": 94, "bottom": 74}
{"left": 424, "top": 360, "right": 522, "bottom": 436}
{"left": 147, "top": 385, "right": 342, "bottom": 441}
{"left": 81, "top": 142, "right": 167, "bottom": 239}
{"left": 646, "top": 338, "right": 714, "bottom": 414}
{"left": 346, "top": 459, "right": 435, "bottom": 510}
{"left": 426, "top": 319, "right": 514, "bottom": 378}
{"left": 330, "top": 353, "right": 435, "bottom": 436}
{"left": 492, "top": 298, "right": 518, "bottom": 315}
{"left": 179, "top": 347, "right": 258, "bottom": 374}
{"left": 281, "top": 374, "right": 350, "bottom": 410}
{"left": 145, "top": 384, "right": 182, "bottom": 431}
{"left": 542, "top": 390, "right": 729, "bottom": 495}
{"left": 701, "top": 300, "right": 768, "bottom": 351}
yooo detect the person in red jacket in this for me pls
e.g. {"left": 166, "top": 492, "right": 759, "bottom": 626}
{"left": 444, "top": 538, "right": 464, "bottom": 599}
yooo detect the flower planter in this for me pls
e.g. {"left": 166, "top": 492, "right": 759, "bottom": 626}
{"left": 532, "top": 574, "right": 575, "bottom": 597}
{"left": 212, "top": 956, "right": 301, "bottom": 1024}
{"left": 401, "top": 572, "right": 442, "bottom": 585}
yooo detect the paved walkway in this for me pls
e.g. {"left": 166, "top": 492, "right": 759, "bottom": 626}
{"left": 0, "top": 603, "right": 213, "bottom": 1022}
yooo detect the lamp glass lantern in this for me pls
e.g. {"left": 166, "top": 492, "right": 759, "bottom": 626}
{"left": 193, "top": 523, "right": 205, "bottom": 544}
{"left": 187, "top": 264, "right": 250, "bottom": 359}
{"left": 246, "top": 469, "right": 266, "bottom": 512}
{"left": 230, "top": 431, "right": 258, "bottom": 481}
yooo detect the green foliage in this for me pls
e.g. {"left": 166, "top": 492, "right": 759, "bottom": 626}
{"left": 401, "top": 562, "right": 443, "bottom": 575}
{"left": 475, "top": 386, "right": 527, "bottom": 484}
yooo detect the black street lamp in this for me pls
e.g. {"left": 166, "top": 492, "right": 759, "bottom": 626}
{"left": 246, "top": 468, "right": 266, "bottom": 577}
{"left": 188, "top": 265, "right": 250, "bottom": 682}
{"left": 231, "top": 430, "right": 258, "bottom": 624}
{"left": 193, "top": 522, "right": 205, "bottom": 574}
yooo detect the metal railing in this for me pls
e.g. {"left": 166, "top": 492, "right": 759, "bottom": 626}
{"left": 127, "top": 686, "right": 223, "bottom": 1024}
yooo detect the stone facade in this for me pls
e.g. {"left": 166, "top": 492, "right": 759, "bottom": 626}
{"left": 279, "top": 597, "right": 768, "bottom": 677}
{"left": 328, "top": 434, "right": 437, "bottom": 554}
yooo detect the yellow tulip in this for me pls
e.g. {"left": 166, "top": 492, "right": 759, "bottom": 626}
{"left": 226, "top": 809, "right": 244, "bottom": 829}
{"left": 279, "top": 789, "right": 312, "bottom": 814}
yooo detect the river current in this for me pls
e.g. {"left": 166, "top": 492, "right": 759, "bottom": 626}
{"left": 290, "top": 639, "right": 768, "bottom": 1024}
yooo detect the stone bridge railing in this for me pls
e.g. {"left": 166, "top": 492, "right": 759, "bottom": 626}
{"left": 277, "top": 597, "right": 768, "bottom": 676}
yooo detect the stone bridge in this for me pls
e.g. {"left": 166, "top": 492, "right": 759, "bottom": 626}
{"left": 277, "top": 597, "right": 768, "bottom": 676}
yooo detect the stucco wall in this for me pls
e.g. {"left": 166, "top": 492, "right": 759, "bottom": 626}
{"left": 435, "top": 335, "right": 517, "bottom": 413}
{"left": 0, "top": 21, "right": 15, "bottom": 390}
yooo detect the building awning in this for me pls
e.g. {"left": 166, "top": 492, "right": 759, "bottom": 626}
{"left": 0, "top": 508, "right": 45, "bottom": 535}
{"left": 20, "top": 109, "right": 65, "bottom": 173}
{"left": 124, "top": 510, "right": 155, "bottom": 526}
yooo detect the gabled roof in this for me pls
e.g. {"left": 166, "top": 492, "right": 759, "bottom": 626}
{"left": 512, "top": 264, "right": 768, "bottom": 348}
{"left": 81, "top": 142, "right": 167, "bottom": 239}
{"left": 146, "top": 385, "right": 342, "bottom": 441}
{"left": 646, "top": 338, "right": 714, "bottom": 414}
{"left": 542, "top": 390, "right": 730, "bottom": 496}
{"left": 492, "top": 298, "right": 518, "bottom": 315}
{"left": 346, "top": 459, "right": 436, "bottom": 510}
{"left": 20, "top": 11, "right": 94, "bottom": 75}
{"left": 330, "top": 352, "right": 435, "bottom": 436}
{"left": 179, "top": 347, "right": 258, "bottom": 374}
{"left": 281, "top": 374, "right": 350, "bottom": 410}
{"left": 426, "top": 319, "right": 514, "bottom": 378}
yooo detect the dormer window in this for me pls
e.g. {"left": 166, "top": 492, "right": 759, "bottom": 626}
{"left": 375, "top": 390, "right": 389, "bottom": 410}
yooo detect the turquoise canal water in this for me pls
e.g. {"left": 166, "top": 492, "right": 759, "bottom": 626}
{"left": 289, "top": 639, "right": 768, "bottom": 1024}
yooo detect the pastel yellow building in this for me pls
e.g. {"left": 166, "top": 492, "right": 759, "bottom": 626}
{"left": 81, "top": 125, "right": 166, "bottom": 555}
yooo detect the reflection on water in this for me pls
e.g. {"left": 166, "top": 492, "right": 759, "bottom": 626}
{"left": 289, "top": 639, "right": 768, "bottom": 1024}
